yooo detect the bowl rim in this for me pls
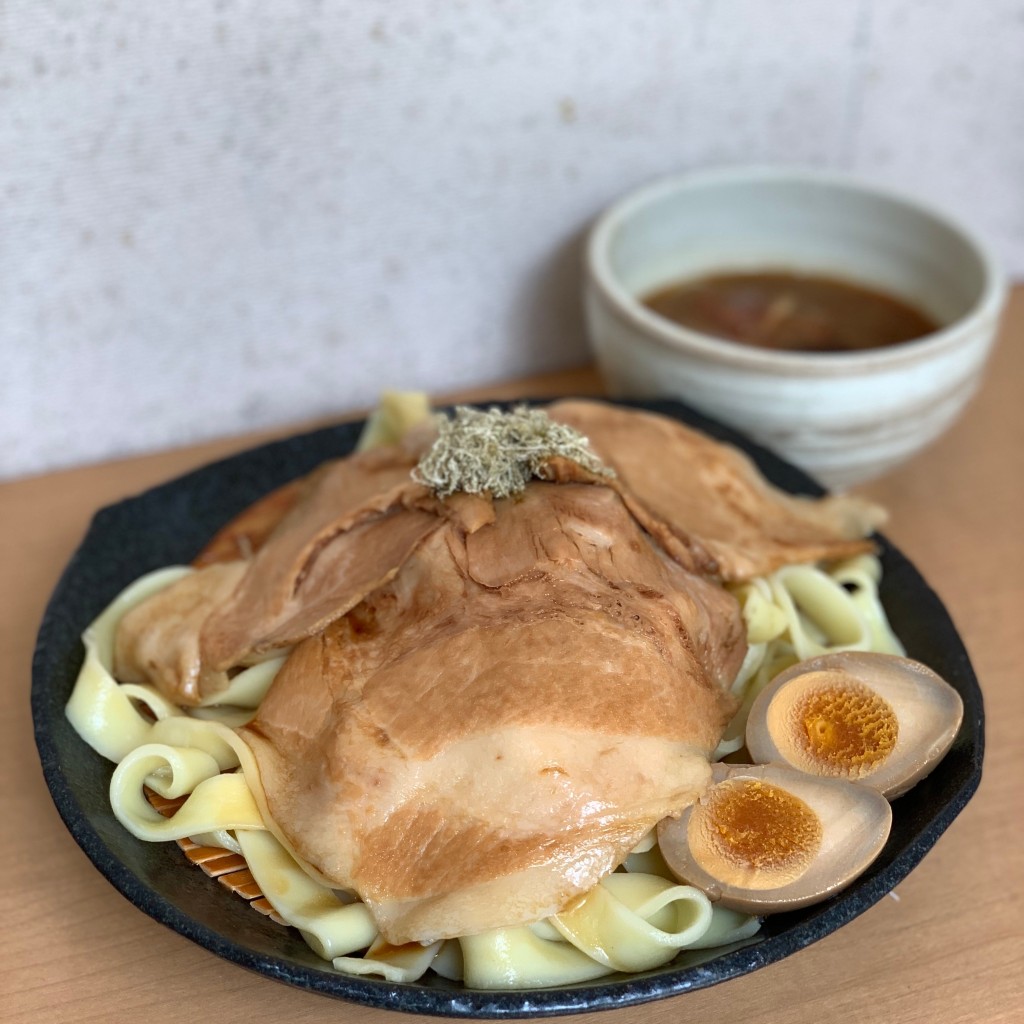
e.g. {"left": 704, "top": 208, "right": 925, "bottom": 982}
{"left": 586, "top": 165, "right": 1007, "bottom": 376}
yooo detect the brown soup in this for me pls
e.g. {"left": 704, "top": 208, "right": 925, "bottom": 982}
{"left": 642, "top": 270, "right": 939, "bottom": 353}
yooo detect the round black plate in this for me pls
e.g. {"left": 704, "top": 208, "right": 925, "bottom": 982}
{"left": 32, "top": 398, "right": 983, "bottom": 1018}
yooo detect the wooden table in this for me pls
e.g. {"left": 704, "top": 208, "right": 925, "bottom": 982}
{"left": 3, "top": 292, "right": 1022, "bottom": 1024}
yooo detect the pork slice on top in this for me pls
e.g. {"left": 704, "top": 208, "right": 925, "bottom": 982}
{"left": 547, "top": 399, "right": 884, "bottom": 580}
{"left": 116, "top": 401, "right": 880, "bottom": 706}
{"left": 113, "top": 560, "right": 247, "bottom": 704}
{"left": 240, "top": 482, "right": 745, "bottom": 944}
{"left": 115, "top": 444, "right": 445, "bottom": 705}
{"left": 112, "top": 400, "right": 881, "bottom": 944}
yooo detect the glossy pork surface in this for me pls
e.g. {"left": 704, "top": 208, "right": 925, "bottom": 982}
{"left": 111, "top": 400, "right": 884, "bottom": 943}
{"left": 548, "top": 400, "right": 883, "bottom": 580}
{"left": 241, "top": 482, "right": 744, "bottom": 942}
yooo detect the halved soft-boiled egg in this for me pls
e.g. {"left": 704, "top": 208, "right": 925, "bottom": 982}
{"left": 657, "top": 763, "right": 891, "bottom": 914}
{"left": 745, "top": 652, "right": 964, "bottom": 799}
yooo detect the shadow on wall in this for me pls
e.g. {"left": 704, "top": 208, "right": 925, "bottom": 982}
{"left": 511, "top": 225, "right": 592, "bottom": 374}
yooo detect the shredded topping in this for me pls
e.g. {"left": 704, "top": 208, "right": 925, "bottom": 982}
{"left": 413, "top": 405, "right": 614, "bottom": 499}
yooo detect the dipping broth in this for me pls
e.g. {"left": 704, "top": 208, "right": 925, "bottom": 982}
{"left": 642, "top": 271, "right": 939, "bottom": 353}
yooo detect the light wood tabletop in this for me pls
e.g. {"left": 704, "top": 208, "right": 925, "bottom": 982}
{"left": 3, "top": 290, "right": 1022, "bottom": 1024}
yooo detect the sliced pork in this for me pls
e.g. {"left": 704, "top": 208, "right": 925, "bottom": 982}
{"left": 111, "top": 399, "right": 884, "bottom": 942}
{"left": 547, "top": 399, "right": 884, "bottom": 580}
{"left": 114, "top": 560, "right": 247, "bottom": 704}
{"left": 241, "top": 482, "right": 744, "bottom": 943}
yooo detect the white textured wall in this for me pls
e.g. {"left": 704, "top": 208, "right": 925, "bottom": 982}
{"left": 3, "top": 0, "right": 1023, "bottom": 479}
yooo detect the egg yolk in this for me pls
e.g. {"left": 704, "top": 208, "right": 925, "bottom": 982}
{"left": 793, "top": 679, "right": 898, "bottom": 778}
{"left": 692, "top": 778, "right": 823, "bottom": 888}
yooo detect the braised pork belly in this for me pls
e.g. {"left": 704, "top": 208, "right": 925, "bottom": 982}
{"left": 547, "top": 401, "right": 883, "bottom": 580}
{"left": 112, "top": 401, "right": 882, "bottom": 943}
{"left": 243, "top": 482, "right": 744, "bottom": 942}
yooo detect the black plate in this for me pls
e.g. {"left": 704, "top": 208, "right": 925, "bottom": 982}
{"left": 32, "top": 398, "right": 984, "bottom": 1018}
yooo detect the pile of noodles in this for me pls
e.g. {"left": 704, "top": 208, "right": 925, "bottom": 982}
{"left": 67, "top": 549, "right": 901, "bottom": 988}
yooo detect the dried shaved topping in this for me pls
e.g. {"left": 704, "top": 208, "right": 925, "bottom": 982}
{"left": 413, "top": 405, "right": 614, "bottom": 499}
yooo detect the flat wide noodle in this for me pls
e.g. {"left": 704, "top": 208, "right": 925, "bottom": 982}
{"left": 67, "top": 566, "right": 762, "bottom": 987}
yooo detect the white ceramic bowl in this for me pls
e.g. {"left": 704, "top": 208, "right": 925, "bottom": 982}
{"left": 584, "top": 167, "right": 1006, "bottom": 489}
